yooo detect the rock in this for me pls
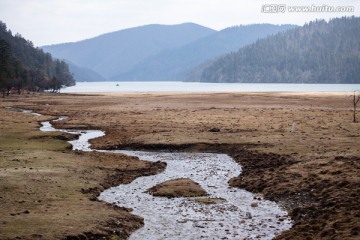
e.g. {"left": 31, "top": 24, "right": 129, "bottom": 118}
{"left": 209, "top": 127, "right": 220, "bottom": 132}
{"left": 246, "top": 212, "right": 252, "bottom": 219}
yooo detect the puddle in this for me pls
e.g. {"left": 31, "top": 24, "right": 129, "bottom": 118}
{"left": 15, "top": 108, "right": 293, "bottom": 239}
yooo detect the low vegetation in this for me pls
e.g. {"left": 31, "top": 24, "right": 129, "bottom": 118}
{"left": 147, "top": 178, "right": 208, "bottom": 198}
{"left": 1, "top": 90, "right": 359, "bottom": 239}
{"left": 0, "top": 104, "right": 164, "bottom": 239}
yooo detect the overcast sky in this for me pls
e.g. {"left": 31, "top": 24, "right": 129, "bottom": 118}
{"left": 0, "top": 0, "right": 358, "bottom": 46}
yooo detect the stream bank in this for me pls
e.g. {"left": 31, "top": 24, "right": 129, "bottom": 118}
{"left": 36, "top": 111, "right": 293, "bottom": 240}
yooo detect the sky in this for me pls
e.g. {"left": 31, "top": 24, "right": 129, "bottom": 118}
{"left": 0, "top": 0, "right": 359, "bottom": 46}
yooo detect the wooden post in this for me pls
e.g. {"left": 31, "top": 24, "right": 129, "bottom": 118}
{"left": 354, "top": 91, "right": 360, "bottom": 123}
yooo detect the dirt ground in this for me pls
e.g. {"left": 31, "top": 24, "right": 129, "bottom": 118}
{"left": 1, "top": 91, "right": 359, "bottom": 239}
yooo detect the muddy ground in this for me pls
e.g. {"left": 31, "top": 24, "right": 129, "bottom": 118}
{"left": 0, "top": 91, "right": 359, "bottom": 239}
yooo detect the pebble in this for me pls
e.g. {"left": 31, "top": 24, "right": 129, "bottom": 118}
{"left": 251, "top": 202, "right": 259, "bottom": 208}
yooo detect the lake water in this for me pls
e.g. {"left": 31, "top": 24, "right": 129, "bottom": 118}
{"left": 61, "top": 82, "right": 360, "bottom": 93}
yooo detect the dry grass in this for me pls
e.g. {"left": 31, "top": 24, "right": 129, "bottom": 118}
{"left": 194, "top": 198, "right": 226, "bottom": 204}
{"left": 147, "top": 178, "right": 207, "bottom": 198}
{"left": 1, "top": 91, "right": 359, "bottom": 239}
{"left": 0, "top": 105, "right": 162, "bottom": 239}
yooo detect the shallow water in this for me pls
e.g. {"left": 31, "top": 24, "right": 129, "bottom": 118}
{"left": 6, "top": 107, "right": 43, "bottom": 116}
{"left": 39, "top": 115, "right": 105, "bottom": 151}
{"left": 99, "top": 151, "right": 292, "bottom": 240}
{"left": 16, "top": 108, "right": 293, "bottom": 239}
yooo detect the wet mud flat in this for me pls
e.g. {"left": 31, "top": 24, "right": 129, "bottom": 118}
{"left": 1, "top": 92, "right": 360, "bottom": 239}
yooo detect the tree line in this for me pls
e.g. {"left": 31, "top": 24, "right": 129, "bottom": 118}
{"left": 0, "top": 21, "right": 75, "bottom": 97}
{"left": 190, "top": 16, "right": 360, "bottom": 84}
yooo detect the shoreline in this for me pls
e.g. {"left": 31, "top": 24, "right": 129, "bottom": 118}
{"left": 62, "top": 91, "right": 354, "bottom": 96}
{"left": 1, "top": 92, "right": 359, "bottom": 239}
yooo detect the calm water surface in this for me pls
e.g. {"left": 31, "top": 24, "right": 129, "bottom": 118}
{"left": 62, "top": 82, "right": 360, "bottom": 93}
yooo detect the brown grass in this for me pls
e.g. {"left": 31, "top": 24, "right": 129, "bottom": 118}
{"left": 1, "top": 91, "right": 359, "bottom": 239}
{"left": 0, "top": 105, "right": 164, "bottom": 240}
{"left": 195, "top": 198, "right": 226, "bottom": 204}
{"left": 147, "top": 178, "right": 207, "bottom": 198}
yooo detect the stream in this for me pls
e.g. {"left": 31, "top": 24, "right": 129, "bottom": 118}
{"left": 18, "top": 108, "right": 293, "bottom": 239}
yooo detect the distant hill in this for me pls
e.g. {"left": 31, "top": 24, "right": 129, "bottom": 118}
{"left": 0, "top": 21, "right": 74, "bottom": 93}
{"left": 66, "top": 61, "right": 106, "bottom": 82}
{"left": 112, "top": 24, "right": 296, "bottom": 81}
{"left": 191, "top": 16, "right": 360, "bottom": 84}
{"left": 42, "top": 23, "right": 216, "bottom": 80}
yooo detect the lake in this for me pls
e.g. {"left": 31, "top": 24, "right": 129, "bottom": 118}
{"left": 61, "top": 82, "right": 360, "bottom": 93}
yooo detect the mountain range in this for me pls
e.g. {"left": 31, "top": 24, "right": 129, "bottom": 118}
{"left": 112, "top": 24, "right": 295, "bottom": 81}
{"left": 190, "top": 16, "right": 360, "bottom": 84}
{"left": 42, "top": 23, "right": 215, "bottom": 80}
{"left": 42, "top": 23, "right": 296, "bottom": 82}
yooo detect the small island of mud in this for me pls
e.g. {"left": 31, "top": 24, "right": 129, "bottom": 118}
{"left": 147, "top": 178, "right": 208, "bottom": 198}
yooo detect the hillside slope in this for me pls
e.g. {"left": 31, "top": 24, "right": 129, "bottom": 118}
{"left": 0, "top": 21, "right": 74, "bottom": 92}
{"left": 42, "top": 23, "right": 215, "bottom": 79}
{"left": 194, "top": 17, "right": 360, "bottom": 84}
{"left": 66, "top": 62, "right": 106, "bottom": 82}
{"left": 112, "top": 24, "right": 296, "bottom": 81}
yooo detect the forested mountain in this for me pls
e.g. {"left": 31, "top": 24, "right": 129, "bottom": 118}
{"left": 112, "top": 24, "right": 296, "bottom": 81}
{"left": 42, "top": 23, "right": 215, "bottom": 80}
{"left": 190, "top": 17, "right": 360, "bottom": 84}
{"left": 0, "top": 21, "right": 74, "bottom": 95}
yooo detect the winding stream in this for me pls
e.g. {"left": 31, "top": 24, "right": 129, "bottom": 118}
{"left": 18, "top": 108, "right": 293, "bottom": 239}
